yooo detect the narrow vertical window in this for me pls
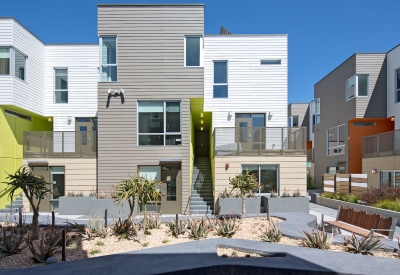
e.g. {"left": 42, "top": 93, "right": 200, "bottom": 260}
{"left": 213, "top": 61, "right": 228, "bottom": 98}
{"left": 0, "top": 48, "right": 10, "bottom": 75}
{"left": 346, "top": 76, "right": 355, "bottom": 99}
{"left": 396, "top": 69, "right": 400, "bottom": 103}
{"left": 101, "top": 37, "right": 117, "bottom": 82}
{"left": 55, "top": 69, "right": 68, "bottom": 103}
{"left": 14, "top": 50, "right": 26, "bottom": 81}
{"left": 185, "top": 37, "right": 201, "bottom": 67}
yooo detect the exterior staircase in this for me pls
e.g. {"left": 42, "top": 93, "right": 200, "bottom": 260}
{"left": 0, "top": 194, "right": 24, "bottom": 213}
{"left": 190, "top": 157, "right": 214, "bottom": 215}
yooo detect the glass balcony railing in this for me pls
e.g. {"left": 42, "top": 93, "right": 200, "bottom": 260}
{"left": 23, "top": 131, "right": 97, "bottom": 158}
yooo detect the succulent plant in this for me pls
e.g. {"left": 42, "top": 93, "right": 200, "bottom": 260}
{"left": 166, "top": 218, "right": 187, "bottom": 237}
{"left": 282, "top": 188, "right": 290, "bottom": 197}
{"left": 343, "top": 233, "right": 383, "bottom": 255}
{"left": 301, "top": 229, "right": 332, "bottom": 250}
{"left": 218, "top": 188, "right": 232, "bottom": 198}
{"left": 0, "top": 225, "right": 28, "bottom": 258}
{"left": 216, "top": 216, "right": 238, "bottom": 238}
{"left": 188, "top": 218, "right": 212, "bottom": 240}
{"left": 261, "top": 221, "right": 282, "bottom": 243}
{"left": 270, "top": 189, "right": 278, "bottom": 198}
{"left": 145, "top": 212, "right": 161, "bottom": 230}
{"left": 27, "top": 228, "right": 61, "bottom": 263}
{"left": 112, "top": 217, "right": 133, "bottom": 235}
{"left": 87, "top": 214, "right": 107, "bottom": 238}
{"left": 292, "top": 189, "right": 301, "bottom": 197}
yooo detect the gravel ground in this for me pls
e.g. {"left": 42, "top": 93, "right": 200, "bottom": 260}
{"left": 0, "top": 216, "right": 399, "bottom": 270}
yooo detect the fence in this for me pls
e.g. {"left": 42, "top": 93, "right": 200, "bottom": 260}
{"left": 363, "top": 129, "right": 400, "bottom": 158}
{"left": 322, "top": 173, "right": 368, "bottom": 196}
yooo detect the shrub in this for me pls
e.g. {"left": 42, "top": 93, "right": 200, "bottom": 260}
{"left": 270, "top": 189, "right": 278, "bottom": 198}
{"left": 75, "top": 192, "right": 84, "bottom": 197}
{"left": 67, "top": 191, "right": 76, "bottom": 197}
{"left": 342, "top": 193, "right": 359, "bottom": 203}
{"left": 359, "top": 185, "right": 400, "bottom": 205}
{"left": 112, "top": 217, "right": 132, "bottom": 235}
{"left": 95, "top": 241, "right": 104, "bottom": 246}
{"left": 218, "top": 188, "right": 231, "bottom": 198}
{"left": 343, "top": 233, "right": 383, "bottom": 255}
{"left": 89, "top": 249, "right": 101, "bottom": 255}
{"left": 216, "top": 216, "right": 238, "bottom": 238}
{"left": 162, "top": 239, "right": 169, "bottom": 244}
{"left": 166, "top": 218, "right": 187, "bottom": 237}
{"left": 282, "top": 188, "right": 290, "bottom": 197}
{"left": 292, "top": 189, "right": 301, "bottom": 197}
{"left": 188, "top": 218, "right": 212, "bottom": 240}
{"left": 142, "top": 242, "right": 149, "bottom": 247}
{"left": 145, "top": 212, "right": 161, "bottom": 230}
{"left": 27, "top": 228, "right": 61, "bottom": 263}
{"left": 301, "top": 229, "right": 332, "bottom": 250}
{"left": 307, "top": 175, "right": 317, "bottom": 190}
{"left": 0, "top": 225, "right": 28, "bottom": 258}
{"left": 374, "top": 200, "right": 400, "bottom": 212}
{"left": 261, "top": 221, "right": 282, "bottom": 243}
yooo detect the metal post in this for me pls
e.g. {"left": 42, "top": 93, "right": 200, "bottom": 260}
{"left": 104, "top": 209, "right": 108, "bottom": 228}
{"left": 19, "top": 207, "right": 22, "bottom": 226}
{"left": 321, "top": 214, "right": 324, "bottom": 225}
{"left": 62, "top": 132, "right": 64, "bottom": 157}
{"left": 281, "top": 128, "right": 284, "bottom": 155}
{"left": 61, "top": 229, "right": 66, "bottom": 262}
{"left": 266, "top": 204, "right": 270, "bottom": 221}
{"left": 52, "top": 211, "right": 55, "bottom": 231}
{"left": 376, "top": 134, "right": 379, "bottom": 157}
{"left": 175, "top": 214, "right": 179, "bottom": 239}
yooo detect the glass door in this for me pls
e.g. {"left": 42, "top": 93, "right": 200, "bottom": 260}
{"left": 235, "top": 114, "right": 252, "bottom": 151}
{"left": 31, "top": 166, "right": 51, "bottom": 212}
{"left": 160, "top": 165, "right": 182, "bottom": 214}
{"left": 51, "top": 167, "right": 65, "bottom": 211}
{"left": 75, "top": 118, "right": 95, "bottom": 153}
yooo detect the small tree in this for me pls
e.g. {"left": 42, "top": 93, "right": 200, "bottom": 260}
{"left": 113, "top": 174, "right": 160, "bottom": 241}
{"left": 3, "top": 167, "right": 51, "bottom": 238}
{"left": 229, "top": 170, "right": 260, "bottom": 220}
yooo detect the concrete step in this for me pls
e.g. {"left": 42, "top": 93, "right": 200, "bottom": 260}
{"left": 190, "top": 202, "right": 213, "bottom": 207}
{"left": 191, "top": 198, "right": 214, "bottom": 203}
{"left": 190, "top": 206, "right": 213, "bottom": 211}
{"left": 190, "top": 210, "right": 213, "bottom": 215}
{"left": 6, "top": 203, "right": 23, "bottom": 208}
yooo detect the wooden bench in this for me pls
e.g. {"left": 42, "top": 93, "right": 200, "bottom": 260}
{"left": 325, "top": 206, "right": 397, "bottom": 240}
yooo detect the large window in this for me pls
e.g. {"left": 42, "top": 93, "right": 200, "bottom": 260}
{"left": 185, "top": 36, "right": 201, "bottom": 67}
{"left": 54, "top": 69, "right": 68, "bottom": 103}
{"left": 101, "top": 37, "right": 117, "bottom": 82}
{"left": 346, "top": 75, "right": 369, "bottom": 100}
{"left": 327, "top": 124, "right": 345, "bottom": 155}
{"left": 288, "top": 115, "right": 299, "bottom": 127}
{"left": 213, "top": 61, "right": 228, "bottom": 98}
{"left": 396, "top": 69, "right": 400, "bottom": 103}
{"left": 242, "top": 165, "right": 279, "bottom": 194}
{"left": 0, "top": 48, "right": 10, "bottom": 75}
{"left": 380, "top": 171, "right": 400, "bottom": 187}
{"left": 138, "top": 101, "right": 181, "bottom": 146}
{"left": 14, "top": 50, "right": 26, "bottom": 81}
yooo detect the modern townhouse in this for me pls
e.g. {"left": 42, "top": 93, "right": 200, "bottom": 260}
{"left": 0, "top": 17, "right": 98, "bottom": 211}
{"left": 312, "top": 52, "right": 393, "bottom": 188}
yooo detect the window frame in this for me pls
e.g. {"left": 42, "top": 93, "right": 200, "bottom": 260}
{"left": 395, "top": 68, "right": 400, "bottom": 103}
{"left": 14, "top": 49, "right": 27, "bottom": 82}
{"left": 346, "top": 74, "right": 369, "bottom": 101}
{"left": 184, "top": 36, "right": 203, "bottom": 67}
{"left": 213, "top": 60, "right": 228, "bottom": 98}
{"left": 288, "top": 115, "right": 299, "bottom": 127}
{"left": 326, "top": 124, "right": 346, "bottom": 156}
{"left": 241, "top": 164, "right": 280, "bottom": 196}
{"left": 260, "top": 59, "right": 281, "bottom": 65}
{"left": 137, "top": 100, "right": 182, "bottom": 146}
{"left": 0, "top": 47, "right": 11, "bottom": 76}
{"left": 99, "top": 36, "right": 118, "bottom": 82}
{"left": 380, "top": 170, "right": 400, "bottom": 187}
{"left": 54, "top": 68, "right": 68, "bottom": 104}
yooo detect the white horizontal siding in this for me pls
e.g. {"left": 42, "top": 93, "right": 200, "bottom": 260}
{"left": 0, "top": 19, "right": 13, "bottom": 45}
{"left": 44, "top": 45, "right": 99, "bottom": 131}
{"left": 387, "top": 45, "right": 400, "bottom": 130}
{"left": 204, "top": 35, "right": 288, "bottom": 130}
{"left": 11, "top": 20, "right": 45, "bottom": 115}
{"left": 0, "top": 77, "right": 13, "bottom": 104}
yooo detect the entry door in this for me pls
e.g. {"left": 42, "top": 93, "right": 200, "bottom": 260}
{"left": 160, "top": 169, "right": 182, "bottom": 214}
{"left": 235, "top": 115, "right": 252, "bottom": 151}
{"left": 195, "top": 130, "right": 209, "bottom": 157}
{"left": 31, "top": 166, "right": 51, "bottom": 212}
{"left": 75, "top": 118, "right": 93, "bottom": 153}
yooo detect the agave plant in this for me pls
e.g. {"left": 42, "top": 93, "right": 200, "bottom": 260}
{"left": 188, "top": 218, "right": 212, "bottom": 240}
{"left": 0, "top": 225, "right": 28, "bottom": 258}
{"left": 216, "top": 216, "right": 238, "bottom": 238}
{"left": 27, "top": 228, "right": 62, "bottom": 263}
{"left": 145, "top": 212, "right": 161, "bottom": 230}
{"left": 112, "top": 217, "right": 133, "bottom": 235}
{"left": 166, "top": 218, "right": 187, "bottom": 237}
{"left": 261, "top": 221, "right": 282, "bottom": 243}
{"left": 301, "top": 229, "right": 332, "bottom": 250}
{"left": 343, "top": 233, "right": 383, "bottom": 255}
{"left": 218, "top": 188, "right": 232, "bottom": 198}
{"left": 87, "top": 214, "right": 107, "bottom": 238}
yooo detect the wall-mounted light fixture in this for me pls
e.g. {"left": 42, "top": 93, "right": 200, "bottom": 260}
{"left": 371, "top": 169, "right": 377, "bottom": 174}
{"left": 200, "top": 120, "right": 203, "bottom": 124}
{"left": 391, "top": 117, "right": 395, "bottom": 121}
{"left": 107, "top": 88, "right": 126, "bottom": 96}
{"left": 47, "top": 118, "right": 52, "bottom": 122}
{"left": 269, "top": 111, "right": 273, "bottom": 117}
{"left": 200, "top": 127, "right": 203, "bottom": 131}
{"left": 228, "top": 111, "right": 232, "bottom": 117}
{"left": 67, "top": 116, "right": 72, "bottom": 124}
{"left": 200, "top": 113, "right": 203, "bottom": 118}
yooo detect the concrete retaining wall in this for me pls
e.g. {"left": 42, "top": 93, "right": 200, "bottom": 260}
{"left": 216, "top": 197, "right": 260, "bottom": 215}
{"left": 263, "top": 197, "right": 309, "bottom": 213}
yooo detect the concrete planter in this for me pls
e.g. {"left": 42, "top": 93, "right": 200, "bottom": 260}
{"left": 316, "top": 195, "right": 400, "bottom": 226}
{"left": 59, "top": 196, "right": 92, "bottom": 215}
{"left": 216, "top": 197, "right": 261, "bottom": 215}
{"left": 263, "top": 197, "right": 309, "bottom": 213}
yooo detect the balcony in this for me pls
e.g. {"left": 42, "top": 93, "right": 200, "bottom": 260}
{"left": 23, "top": 131, "right": 97, "bottom": 158}
{"left": 362, "top": 129, "right": 400, "bottom": 158}
{"left": 307, "top": 148, "right": 313, "bottom": 162}
{"left": 212, "top": 127, "right": 307, "bottom": 156}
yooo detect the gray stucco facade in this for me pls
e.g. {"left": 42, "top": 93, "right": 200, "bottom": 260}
{"left": 96, "top": 4, "right": 204, "bottom": 213}
{"left": 313, "top": 53, "right": 387, "bottom": 187}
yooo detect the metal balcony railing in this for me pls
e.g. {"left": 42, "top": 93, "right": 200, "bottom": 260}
{"left": 362, "top": 129, "right": 400, "bottom": 158}
{"left": 23, "top": 131, "right": 97, "bottom": 158}
{"left": 212, "top": 127, "right": 307, "bottom": 156}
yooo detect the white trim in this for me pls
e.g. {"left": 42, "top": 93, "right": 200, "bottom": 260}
{"left": 323, "top": 180, "right": 334, "bottom": 185}
{"left": 351, "top": 174, "right": 367, "bottom": 178}
{"left": 99, "top": 36, "right": 118, "bottom": 82}
{"left": 327, "top": 124, "right": 346, "bottom": 156}
{"left": 213, "top": 60, "right": 228, "bottom": 98}
{"left": 184, "top": 36, "right": 203, "bottom": 68}
{"left": 336, "top": 177, "right": 349, "bottom": 182}
{"left": 395, "top": 68, "right": 400, "bottom": 103}
{"left": 350, "top": 182, "right": 367, "bottom": 188}
{"left": 324, "top": 187, "right": 335, "bottom": 192}
{"left": 346, "top": 74, "right": 370, "bottom": 101}
{"left": 53, "top": 68, "right": 68, "bottom": 104}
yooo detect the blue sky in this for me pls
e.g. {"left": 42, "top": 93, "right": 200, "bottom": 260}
{"left": 2, "top": 0, "right": 400, "bottom": 104}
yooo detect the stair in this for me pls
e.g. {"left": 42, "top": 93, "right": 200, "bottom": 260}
{"left": 0, "top": 194, "right": 24, "bottom": 213}
{"left": 190, "top": 157, "right": 214, "bottom": 215}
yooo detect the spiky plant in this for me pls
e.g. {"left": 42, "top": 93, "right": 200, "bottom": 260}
{"left": 145, "top": 212, "right": 161, "bottom": 230}
{"left": 218, "top": 188, "right": 232, "bottom": 198}
{"left": 301, "top": 229, "right": 332, "bottom": 250}
{"left": 166, "top": 218, "right": 187, "bottom": 237}
{"left": 216, "top": 216, "right": 238, "bottom": 238}
{"left": 0, "top": 225, "right": 28, "bottom": 258}
{"left": 282, "top": 188, "right": 290, "bottom": 197}
{"left": 343, "top": 233, "right": 383, "bottom": 255}
{"left": 292, "top": 189, "right": 301, "bottom": 197}
{"left": 87, "top": 214, "right": 107, "bottom": 238}
{"left": 111, "top": 217, "right": 133, "bottom": 235}
{"left": 188, "top": 218, "right": 212, "bottom": 240}
{"left": 261, "top": 221, "right": 282, "bottom": 243}
{"left": 27, "top": 228, "right": 62, "bottom": 263}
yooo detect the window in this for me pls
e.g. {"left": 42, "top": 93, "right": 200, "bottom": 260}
{"left": 14, "top": 50, "right": 26, "bottom": 81}
{"left": 54, "top": 69, "right": 68, "bottom": 103}
{"left": 310, "top": 98, "right": 320, "bottom": 133}
{"left": 288, "top": 115, "right": 299, "bottom": 127}
{"left": 353, "top": 121, "right": 376, "bottom": 126}
{"left": 101, "top": 37, "right": 117, "bottom": 82}
{"left": 213, "top": 61, "right": 228, "bottom": 98}
{"left": 346, "top": 75, "right": 369, "bottom": 100}
{"left": 260, "top": 59, "right": 281, "bottom": 65}
{"left": 396, "top": 69, "right": 400, "bottom": 103}
{"left": 327, "top": 124, "right": 345, "bottom": 155}
{"left": 4, "top": 108, "right": 31, "bottom": 121}
{"left": 380, "top": 171, "right": 400, "bottom": 187}
{"left": 242, "top": 165, "right": 279, "bottom": 194}
{"left": 0, "top": 48, "right": 10, "bottom": 75}
{"left": 138, "top": 101, "right": 181, "bottom": 146}
{"left": 185, "top": 36, "right": 201, "bottom": 67}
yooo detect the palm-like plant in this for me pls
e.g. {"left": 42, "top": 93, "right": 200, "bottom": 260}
{"left": 3, "top": 167, "right": 51, "bottom": 238}
{"left": 229, "top": 170, "right": 261, "bottom": 219}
